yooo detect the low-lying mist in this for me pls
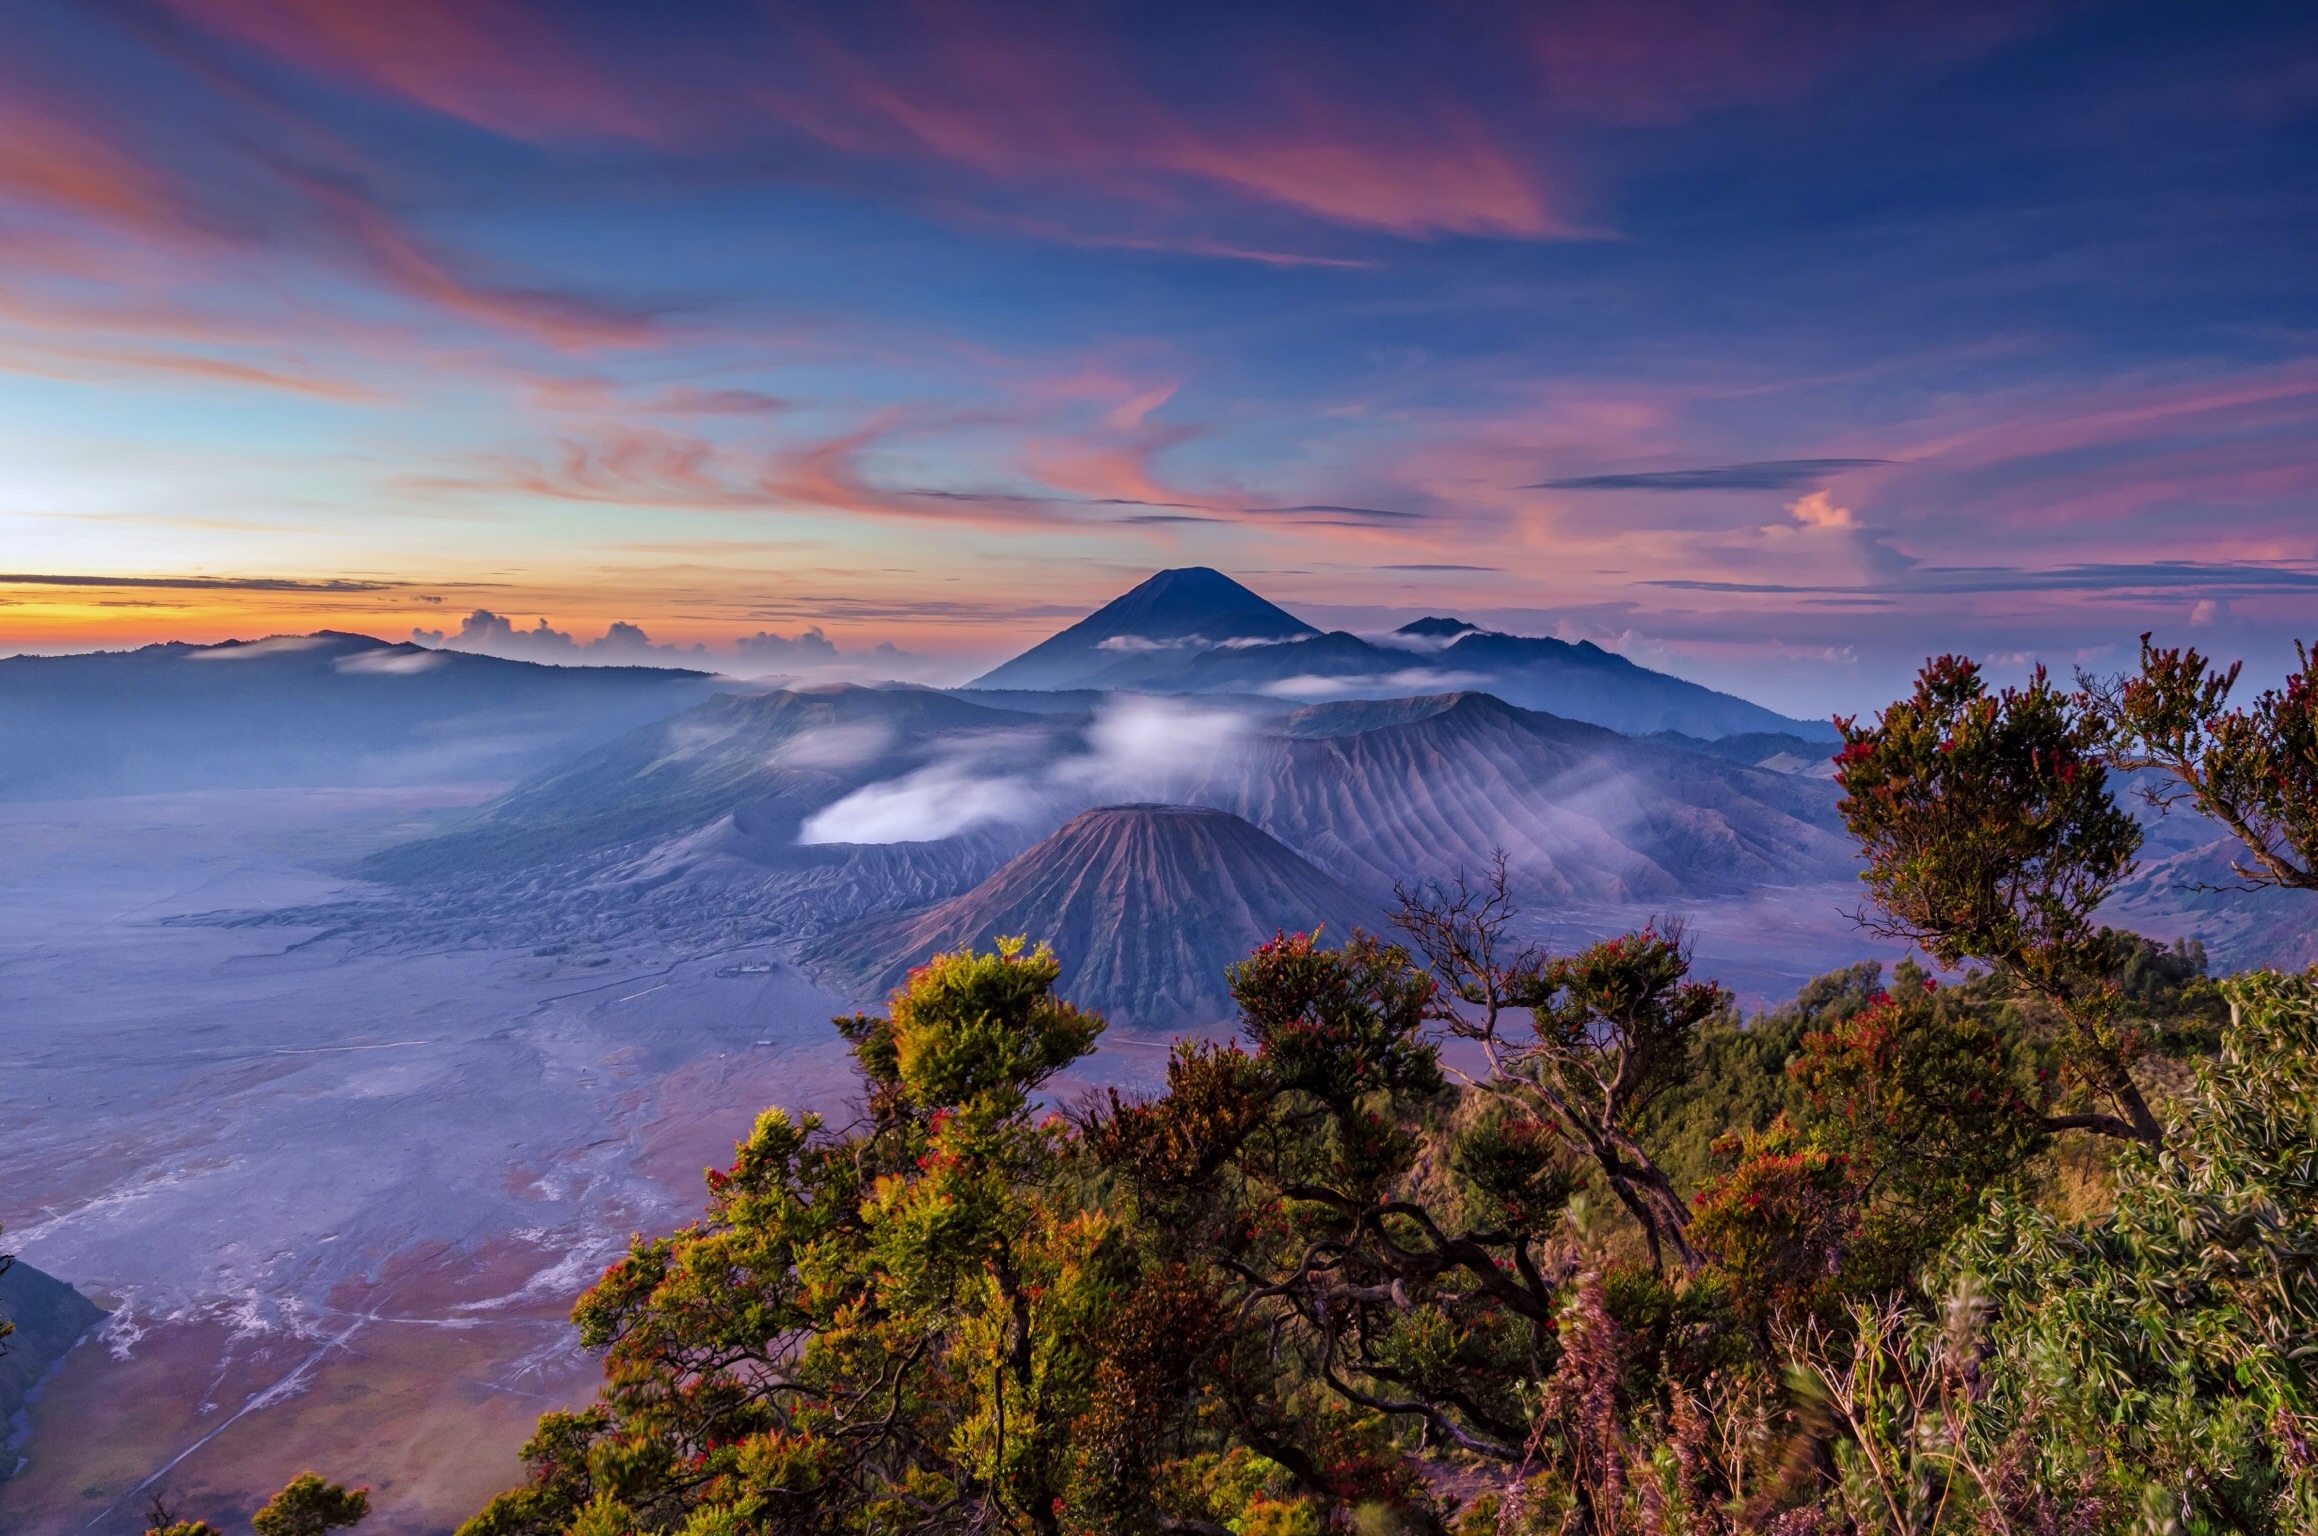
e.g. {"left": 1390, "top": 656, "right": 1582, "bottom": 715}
{"left": 797, "top": 696, "right": 1254, "bottom": 845}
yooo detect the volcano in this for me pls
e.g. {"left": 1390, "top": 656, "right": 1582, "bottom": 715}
{"left": 970, "top": 568, "right": 1319, "bottom": 691}
{"left": 804, "top": 803, "right": 1381, "bottom": 1029}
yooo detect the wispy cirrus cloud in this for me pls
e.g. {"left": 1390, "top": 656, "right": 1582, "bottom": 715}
{"left": 142, "top": 1, "right": 2052, "bottom": 253}
{"left": 152, "top": 0, "right": 660, "bottom": 143}
{"left": 0, "top": 572, "right": 396, "bottom": 592}
{"left": 1532, "top": 458, "right": 1890, "bottom": 491}
{"left": 1647, "top": 561, "right": 2318, "bottom": 597}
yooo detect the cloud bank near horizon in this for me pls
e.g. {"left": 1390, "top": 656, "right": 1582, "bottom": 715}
{"left": 412, "top": 609, "right": 925, "bottom": 680}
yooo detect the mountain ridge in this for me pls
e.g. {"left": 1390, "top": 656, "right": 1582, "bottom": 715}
{"left": 968, "top": 568, "right": 1831, "bottom": 740}
{"left": 0, "top": 631, "right": 730, "bottom": 799}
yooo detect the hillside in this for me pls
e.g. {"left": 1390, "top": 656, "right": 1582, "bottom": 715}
{"left": 0, "top": 1259, "right": 104, "bottom": 1435}
{"left": 804, "top": 805, "right": 1381, "bottom": 1028}
{"left": 358, "top": 686, "right": 1064, "bottom": 882}
{"left": 1199, "top": 692, "right": 1852, "bottom": 901}
{"left": 0, "top": 633, "right": 726, "bottom": 799}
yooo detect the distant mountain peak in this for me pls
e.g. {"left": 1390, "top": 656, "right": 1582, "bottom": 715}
{"left": 971, "top": 568, "right": 1317, "bottom": 689}
{"left": 1395, "top": 616, "right": 1482, "bottom": 639}
{"left": 1062, "top": 567, "right": 1315, "bottom": 643}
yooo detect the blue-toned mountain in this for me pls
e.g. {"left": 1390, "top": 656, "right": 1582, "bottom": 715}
{"left": 970, "top": 567, "right": 1317, "bottom": 691}
{"left": 968, "top": 569, "right": 1831, "bottom": 740}
{"left": 0, "top": 633, "right": 728, "bottom": 799}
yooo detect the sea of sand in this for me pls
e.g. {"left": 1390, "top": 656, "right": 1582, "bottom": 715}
{"left": 0, "top": 787, "right": 1896, "bottom": 1534}
{"left": 0, "top": 789, "right": 876, "bottom": 1534}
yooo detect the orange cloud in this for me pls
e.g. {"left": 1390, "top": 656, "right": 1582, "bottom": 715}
{"left": 0, "top": 97, "right": 179, "bottom": 228}
{"left": 1783, "top": 490, "right": 1856, "bottom": 530}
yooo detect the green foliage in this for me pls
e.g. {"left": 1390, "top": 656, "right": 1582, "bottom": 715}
{"left": 1496, "top": 926, "right": 1730, "bottom": 1272}
{"left": 2084, "top": 632, "right": 2318, "bottom": 892}
{"left": 1945, "top": 969, "right": 2318, "bottom": 1533}
{"left": 251, "top": 1474, "right": 370, "bottom": 1536}
{"left": 882, "top": 937, "right": 1104, "bottom": 1110}
{"left": 1835, "top": 655, "right": 2140, "bottom": 979}
{"left": 1635, "top": 960, "right": 1883, "bottom": 1194}
{"left": 1789, "top": 970, "right": 2053, "bottom": 1284}
{"left": 1098, "top": 929, "right": 1542, "bottom": 1473}
{"left": 441, "top": 632, "right": 2318, "bottom": 1536}
{"left": 461, "top": 940, "right": 1125, "bottom": 1536}
{"left": 1837, "top": 654, "right": 2164, "bottom": 1144}
{"left": 1688, "top": 1116, "right": 1860, "bottom": 1331}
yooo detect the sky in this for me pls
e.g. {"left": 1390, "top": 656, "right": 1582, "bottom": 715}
{"left": 1, "top": 0, "right": 2313, "bottom": 715}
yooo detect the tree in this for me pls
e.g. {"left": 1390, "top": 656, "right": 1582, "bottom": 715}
{"left": 252, "top": 1474, "right": 369, "bottom": 1536}
{"left": 1833, "top": 656, "right": 2161, "bottom": 1143}
{"left": 1394, "top": 863, "right": 1727, "bottom": 1272}
{"left": 2082, "top": 631, "right": 2318, "bottom": 893}
{"left": 142, "top": 1487, "right": 223, "bottom": 1536}
{"left": 1093, "top": 930, "right": 1533, "bottom": 1475}
{"left": 460, "top": 939, "right": 1121, "bottom": 1536}
{"left": 1689, "top": 966, "right": 2053, "bottom": 1331}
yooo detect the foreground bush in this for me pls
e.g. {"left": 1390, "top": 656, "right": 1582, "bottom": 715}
{"left": 1945, "top": 968, "right": 2318, "bottom": 1532}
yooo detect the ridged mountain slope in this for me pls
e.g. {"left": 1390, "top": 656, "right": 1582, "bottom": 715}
{"left": 361, "top": 685, "right": 1061, "bottom": 881}
{"left": 805, "top": 804, "right": 1380, "bottom": 1028}
{"left": 1193, "top": 693, "right": 1852, "bottom": 901}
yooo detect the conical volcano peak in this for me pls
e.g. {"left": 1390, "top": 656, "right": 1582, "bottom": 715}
{"left": 970, "top": 568, "right": 1317, "bottom": 689}
{"left": 805, "top": 801, "right": 1381, "bottom": 1028}
{"left": 1086, "top": 568, "right": 1317, "bottom": 642}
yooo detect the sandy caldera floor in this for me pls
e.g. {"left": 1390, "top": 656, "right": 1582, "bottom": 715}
{"left": 0, "top": 788, "right": 1899, "bottom": 1535}
{"left": 0, "top": 789, "right": 874, "bottom": 1535}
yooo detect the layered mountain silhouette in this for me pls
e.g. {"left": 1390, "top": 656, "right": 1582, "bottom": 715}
{"left": 0, "top": 632, "right": 727, "bottom": 799}
{"left": 805, "top": 804, "right": 1381, "bottom": 1027}
{"left": 969, "top": 568, "right": 1832, "bottom": 740}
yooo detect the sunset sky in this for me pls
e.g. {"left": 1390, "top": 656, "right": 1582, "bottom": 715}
{"left": 3, "top": 0, "right": 2313, "bottom": 714}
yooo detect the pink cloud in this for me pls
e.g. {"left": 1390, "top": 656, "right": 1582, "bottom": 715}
{"left": 766, "top": 14, "right": 1571, "bottom": 239}
{"left": 155, "top": 0, "right": 658, "bottom": 142}
{"left": 291, "top": 176, "right": 661, "bottom": 350}
{"left": 0, "top": 95, "right": 180, "bottom": 228}
{"left": 133, "top": 0, "right": 2063, "bottom": 253}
